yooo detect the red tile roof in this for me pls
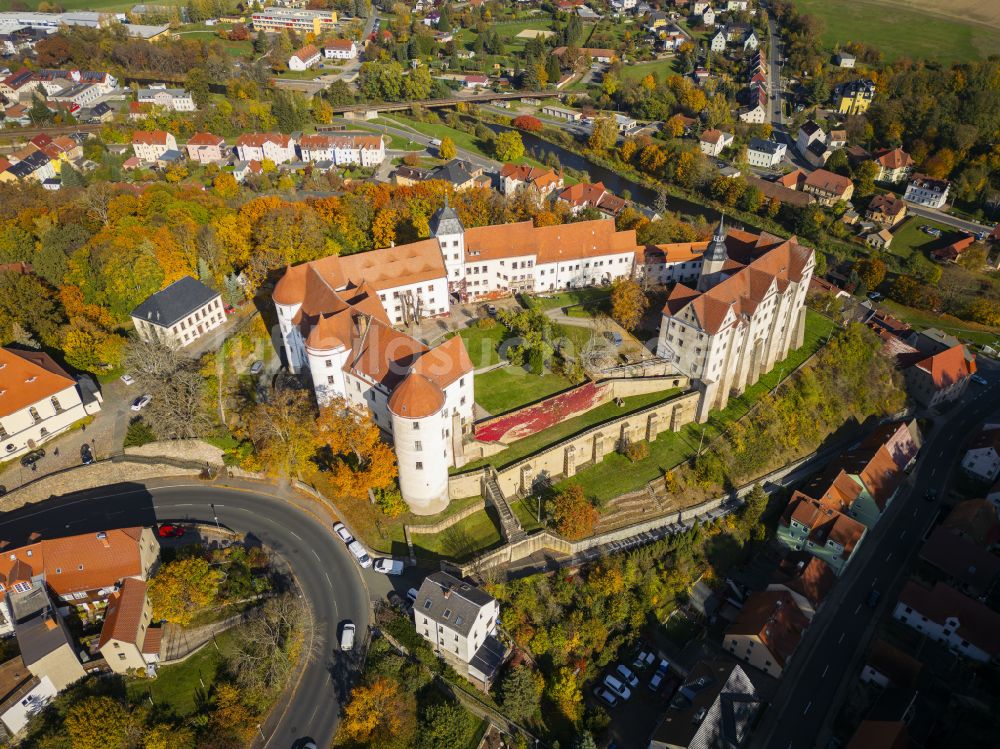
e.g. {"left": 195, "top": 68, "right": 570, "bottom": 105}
{"left": 187, "top": 131, "right": 225, "bottom": 147}
{"left": 874, "top": 148, "right": 913, "bottom": 170}
{"left": 131, "top": 130, "right": 172, "bottom": 146}
{"left": 898, "top": 581, "right": 1000, "bottom": 657}
{"left": 291, "top": 44, "right": 320, "bottom": 62}
{"left": 325, "top": 39, "right": 355, "bottom": 51}
{"left": 912, "top": 343, "right": 974, "bottom": 388}
{"left": 235, "top": 132, "right": 292, "bottom": 148}
{"left": 0, "top": 347, "right": 76, "bottom": 417}
{"left": 98, "top": 577, "right": 148, "bottom": 649}
{"left": 865, "top": 639, "right": 922, "bottom": 689}
{"left": 804, "top": 168, "right": 853, "bottom": 197}
{"left": 726, "top": 590, "right": 809, "bottom": 667}
{"left": 388, "top": 372, "right": 445, "bottom": 419}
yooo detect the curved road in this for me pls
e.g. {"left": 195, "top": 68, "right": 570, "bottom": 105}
{"left": 0, "top": 481, "right": 368, "bottom": 748}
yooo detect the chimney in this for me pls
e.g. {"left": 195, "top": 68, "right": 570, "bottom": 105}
{"left": 442, "top": 586, "right": 452, "bottom": 599}
{"left": 28, "top": 532, "right": 41, "bottom": 543}
{"left": 97, "top": 531, "right": 109, "bottom": 548}
{"left": 43, "top": 614, "right": 57, "bottom": 631}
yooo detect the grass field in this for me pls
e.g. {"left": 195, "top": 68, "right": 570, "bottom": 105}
{"left": 794, "top": 0, "right": 1000, "bottom": 62}
{"left": 621, "top": 58, "right": 680, "bottom": 83}
{"left": 127, "top": 630, "right": 236, "bottom": 716}
{"left": 885, "top": 216, "right": 959, "bottom": 260}
{"left": 879, "top": 299, "right": 1000, "bottom": 347}
{"left": 474, "top": 365, "right": 577, "bottom": 414}
{"left": 452, "top": 323, "right": 509, "bottom": 369}
{"left": 409, "top": 507, "right": 504, "bottom": 561}
{"left": 560, "top": 310, "right": 837, "bottom": 502}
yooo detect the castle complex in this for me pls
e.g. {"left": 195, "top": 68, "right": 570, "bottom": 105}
{"left": 273, "top": 207, "right": 813, "bottom": 510}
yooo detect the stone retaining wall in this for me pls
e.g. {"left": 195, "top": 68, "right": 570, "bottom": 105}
{"left": 407, "top": 499, "right": 486, "bottom": 536}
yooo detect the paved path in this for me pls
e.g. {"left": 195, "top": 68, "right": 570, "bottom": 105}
{"left": 160, "top": 611, "right": 256, "bottom": 663}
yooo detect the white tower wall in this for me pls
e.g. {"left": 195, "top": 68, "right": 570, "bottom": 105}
{"left": 305, "top": 344, "right": 350, "bottom": 406}
{"left": 391, "top": 409, "right": 450, "bottom": 514}
{"left": 275, "top": 301, "right": 304, "bottom": 372}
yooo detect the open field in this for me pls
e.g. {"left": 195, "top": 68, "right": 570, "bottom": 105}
{"left": 879, "top": 300, "right": 1000, "bottom": 347}
{"left": 474, "top": 365, "right": 577, "bottom": 414}
{"left": 794, "top": 0, "right": 1000, "bottom": 62}
{"left": 621, "top": 57, "right": 679, "bottom": 82}
{"left": 885, "top": 216, "right": 960, "bottom": 260}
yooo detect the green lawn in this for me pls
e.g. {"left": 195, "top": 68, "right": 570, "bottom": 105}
{"left": 886, "top": 216, "right": 962, "bottom": 260}
{"left": 531, "top": 288, "right": 612, "bottom": 311}
{"left": 621, "top": 57, "right": 679, "bottom": 82}
{"left": 460, "top": 388, "right": 683, "bottom": 472}
{"left": 380, "top": 115, "right": 547, "bottom": 168}
{"left": 474, "top": 366, "right": 577, "bottom": 414}
{"left": 451, "top": 323, "right": 510, "bottom": 369}
{"left": 561, "top": 310, "right": 837, "bottom": 502}
{"left": 793, "top": 0, "right": 1000, "bottom": 62}
{"left": 879, "top": 299, "right": 1000, "bottom": 347}
{"left": 409, "top": 508, "right": 503, "bottom": 561}
{"left": 127, "top": 630, "right": 236, "bottom": 716}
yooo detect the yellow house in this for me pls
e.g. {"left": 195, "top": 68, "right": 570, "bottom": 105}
{"left": 834, "top": 79, "right": 875, "bottom": 115}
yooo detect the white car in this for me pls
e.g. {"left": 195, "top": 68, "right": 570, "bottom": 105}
{"left": 333, "top": 522, "right": 354, "bottom": 544}
{"left": 373, "top": 558, "right": 404, "bottom": 575}
{"left": 130, "top": 394, "right": 151, "bottom": 411}
{"left": 592, "top": 685, "right": 618, "bottom": 707}
{"left": 120, "top": 374, "right": 135, "bottom": 386}
{"left": 616, "top": 664, "right": 639, "bottom": 688}
{"left": 603, "top": 674, "right": 631, "bottom": 701}
{"left": 348, "top": 541, "right": 372, "bottom": 568}
{"left": 340, "top": 622, "right": 356, "bottom": 651}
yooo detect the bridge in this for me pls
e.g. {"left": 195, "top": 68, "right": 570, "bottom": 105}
{"left": 319, "top": 89, "right": 560, "bottom": 114}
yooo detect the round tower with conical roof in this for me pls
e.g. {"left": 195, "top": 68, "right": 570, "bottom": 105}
{"left": 697, "top": 216, "right": 729, "bottom": 292}
{"left": 430, "top": 197, "right": 467, "bottom": 299}
{"left": 388, "top": 372, "right": 451, "bottom": 512}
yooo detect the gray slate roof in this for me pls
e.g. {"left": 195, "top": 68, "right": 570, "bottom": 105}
{"left": 415, "top": 571, "right": 493, "bottom": 637}
{"left": 131, "top": 275, "right": 219, "bottom": 327}
{"left": 9, "top": 585, "right": 75, "bottom": 667}
{"left": 429, "top": 200, "right": 464, "bottom": 237}
{"left": 748, "top": 137, "right": 783, "bottom": 155}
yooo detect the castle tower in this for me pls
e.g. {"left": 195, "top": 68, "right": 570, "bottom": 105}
{"left": 430, "top": 197, "right": 467, "bottom": 300}
{"left": 697, "top": 216, "right": 729, "bottom": 292}
{"left": 388, "top": 373, "right": 451, "bottom": 514}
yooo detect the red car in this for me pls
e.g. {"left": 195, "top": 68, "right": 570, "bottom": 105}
{"left": 157, "top": 524, "right": 185, "bottom": 538}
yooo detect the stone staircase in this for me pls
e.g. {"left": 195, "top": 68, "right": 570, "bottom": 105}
{"left": 482, "top": 467, "right": 526, "bottom": 543}
{"left": 595, "top": 488, "right": 667, "bottom": 533}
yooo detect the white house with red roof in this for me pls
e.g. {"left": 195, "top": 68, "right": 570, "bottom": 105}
{"left": 893, "top": 581, "right": 1000, "bottom": 663}
{"left": 699, "top": 129, "right": 734, "bottom": 157}
{"left": 289, "top": 44, "right": 321, "bottom": 71}
{"left": 234, "top": 133, "right": 297, "bottom": 164}
{"left": 323, "top": 39, "right": 357, "bottom": 59}
{"left": 0, "top": 347, "right": 100, "bottom": 461}
{"left": 655, "top": 218, "right": 815, "bottom": 421}
{"left": 184, "top": 132, "right": 226, "bottom": 164}
{"left": 298, "top": 133, "right": 386, "bottom": 167}
{"left": 131, "top": 130, "right": 177, "bottom": 161}
{"left": 903, "top": 343, "right": 974, "bottom": 407}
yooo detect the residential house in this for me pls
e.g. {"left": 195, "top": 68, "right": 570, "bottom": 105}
{"left": 98, "top": 578, "right": 162, "bottom": 674}
{"left": 289, "top": 44, "right": 321, "bottom": 71}
{"left": 893, "top": 581, "right": 1000, "bottom": 663}
{"left": 767, "top": 553, "right": 836, "bottom": 620}
{"left": 834, "top": 52, "right": 856, "bottom": 68}
{"left": 557, "top": 181, "right": 627, "bottom": 217}
{"left": 232, "top": 159, "right": 262, "bottom": 183}
{"left": 4, "top": 151, "right": 55, "bottom": 183}
{"left": 861, "top": 639, "right": 923, "bottom": 691}
{"left": 867, "top": 228, "right": 894, "bottom": 250}
{"left": 724, "top": 590, "right": 809, "bottom": 677}
{"left": 634, "top": 241, "right": 708, "bottom": 287}
{"left": 137, "top": 87, "right": 195, "bottom": 112}
{"left": 834, "top": 78, "right": 876, "bottom": 115}
{"left": 0, "top": 666, "right": 56, "bottom": 737}
{"left": 904, "top": 174, "right": 950, "bottom": 209}
{"left": 909, "top": 327, "right": 965, "bottom": 357}
{"left": 746, "top": 175, "right": 814, "bottom": 207}
{"left": 391, "top": 164, "right": 434, "bottom": 186}
{"left": 778, "top": 492, "right": 867, "bottom": 575}
{"left": 903, "top": 343, "right": 974, "bottom": 407}
{"left": 234, "top": 133, "right": 297, "bottom": 164}
{"left": 427, "top": 159, "right": 488, "bottom": 191}
{"left": 943, "top": 499, "right": 1000, "bottom": 546}
{"left": 298, "top": 133, "right": 386, "bottom": 167}
{"left": 738, "top": 99, "right": 767, "bottom": 124}
{"left": 499, "top": 164, "right": 563, "bottom": 197}
{"left": 184, "top": 132, "right": 226, "bottom": 164}
{"left": 710, "top": 29, "right": 726, "bottom": 52}
{"left": 747, "top": 138, "right": 786, "bottom": 168}
{"left": 827, "top": 129, "right": 848, "bottom": 149}
{"left": 803, "top": 169, "right": 854, "bottom": 205}
{"left": 918, "top": 526, "right": 1000, "bottom": 598}
{"left": 647, "top": 661, "right": 760, "bottom": 749}
{"left": 866, "top": 194, "right": 907, "bottom": 228}
{"left": 552, "top": 46, "right": 616, "bottom": 64}
{"left": 930, "top": 235, "right": 975, "bottom": 263}
{"left": 795, "top": 120, "right": 825, "bottom": 156}
{"left": 460, "top": 74, "right": 489, "bottom": 89}
{"left": 873, "top": 148, "right": 914, "bottom": 184}
{"left": 0, "top": 347, "right": 101, "bottom": 461}
{"left": 699, "top": 129, "right": 734, "bottom": 157}
{"left": 251, "top": 8, "right": 337, "bottom": 34}
{"left": 413, "top": 572, "right": 505, "bottom": 688}
{"left": 323, "top": 39, "right": 357, "bottom": 59}
{"left": 701, "top": 7, "right": 716, "bottom": 26}
{"left": 961, "top": 426, "right": 1000, "bottom": 482}
{"left": 131, "top": 130, "right": 177, "bottom": 161}
{"left": 130, "top": 276, "right": 226, "bottom": 349}
{"left": 8, "top": 586, "right": 86, "bottom": 691}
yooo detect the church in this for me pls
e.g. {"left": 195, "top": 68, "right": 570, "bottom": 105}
{"left": 655, "top": 219, "right": 815, "bottom": 422}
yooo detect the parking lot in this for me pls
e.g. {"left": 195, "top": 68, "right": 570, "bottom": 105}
{"left": 587, "top": 645, "right": 682, "bottom": 748}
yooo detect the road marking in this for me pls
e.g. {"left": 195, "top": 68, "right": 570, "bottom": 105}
{"left": 854, "top": 604, "right": 862, "bottom": 615}
{"left": 913, "top": 508, "right": 919, "bottom": 517}
{"left": 290, "top": 531, "right": 301, "bottom": 541}
{"left": 900, "top": 530, "right": 906, "bottom": 539}
{"left": 804, "top": 701, "right": 812, "bottom": 715}
{"left": 312, "top": 549, "right": 321, "bottom": 561}
{"left": 325, "top": 572, "right": 332, "bottom": 588}
{"left": 886, "top": 552, "right": 893, "bottom": 562}
{"left": 839, "top": 632, "right": 846, "bottom": 644}
{"left": 822, "top": 665, "right": 829, "bottom": 677}
{"left": 930, "top": 468, "right": 937, "bottom": 477}
{"left": 872, "top": 577, "right": 878, "bottom": 585}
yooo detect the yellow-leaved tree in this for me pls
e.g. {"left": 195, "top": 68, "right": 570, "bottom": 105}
{"left": 148, "top": 556, "right": 223, "bottom": 626}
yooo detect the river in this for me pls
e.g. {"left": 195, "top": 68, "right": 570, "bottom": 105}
{"left": 483, "top": 122, "right": 720, "bottom": 222}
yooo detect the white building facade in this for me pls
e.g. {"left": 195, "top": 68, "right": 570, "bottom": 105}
{"left": 904, "top": 174, "right": 950, "bottom": 209}
{"left": 130, "top": 276, "right": 226, "bottom": 349}
{"left": 298, "top": 133, "right": 386, "bottom": 167}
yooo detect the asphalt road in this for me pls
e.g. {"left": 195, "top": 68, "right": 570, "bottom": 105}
{"left": 0, "top": 482, "right": 369, "bottom": 749}
{"left": 904, "top": 202, "right": 995, "bottom": 236}
{"left": 752, "top": 362, "right": 1000, "bottom": 748}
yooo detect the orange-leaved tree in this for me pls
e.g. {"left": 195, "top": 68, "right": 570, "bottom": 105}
{"left": 552, "top": 483, "right": 598, "bottom": 540}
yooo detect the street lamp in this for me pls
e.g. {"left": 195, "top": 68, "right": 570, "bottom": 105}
{"left": 209, "top": 503, "right": 221, "bottom": 531}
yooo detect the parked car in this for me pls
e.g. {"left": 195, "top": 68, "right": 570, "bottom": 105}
{"left": 406, "top": 587, "right": 419, "bottom": 605}
{"left": 867, "top": 291, "right": 882, "bottom": 301}
{"left": 661, "top": 676, "right": 681, "bottom": 701}
{"left": 971, "top": 374, "right": 988, "bottom": 385}
{"left": 340, "top": 622, "right": 356, "bottom": 651}
{"left": 592, "top": 685, "right": 618, "bottom": 707}
{"left": 224, "top": 304, "right": 235, "bottom": 314}
{"left": 249, "top": 360, "right": 264, "bottom": 375}
{"left": 80, "top": 443, "right": 94, "bottom": 465}
{"left": 131, "top": 394, "right": 152, "bottom": 411}
{"left": 866, "top": 589, "right": 881, "bottom": 608}
{"left": 348, "top": 540, "right": 373, "bottom": 568}
{"left": 374, "top": 558, "right": 404, "bottom": 575}
{"left": 655, "top": 658, "right": 670, "bottom": 676}
{"left": 603, "top": 674, "right": 631, "bottom": 701}
{"left": 120, "top": 374, "right": 135, "bottom": 386}
{"left": 616, "top": 664, "right": 639, "bottom": 688}
{"left": 648, "top": 671, "right": 665, "bottom": 691}
{"left": 157, "top": 524, "right": 185, "bottom": 538}
{"left": 486, "top": 304, "right": 498, "bottom": 317}
{"left": 632, "top": 651, "right": 655, "bottom": 671}
{"left": 605, "top": 331, "right": 623, "bottom": 346}
{"left": 20, "top": 449, "right": 45, "bottom": 467}
{"left": 333, "top": 522, "right": 354, "bottom": 544}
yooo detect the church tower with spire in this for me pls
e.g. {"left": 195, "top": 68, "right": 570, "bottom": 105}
{"left": 430, "top": 196, "right": 467, "bottom": 298}
{"left": 697, "top": 216, "right": 729, "bottom": 292}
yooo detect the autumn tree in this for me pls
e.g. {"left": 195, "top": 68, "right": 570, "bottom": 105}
{"left": 610, "top": 277, "right": 649, "bottom": 331}
{"left": 315, "top": 398, "right": 398, "bottom": 498}
{"left": 438, "top": 136, "right": 457, "bottom": 160}
{"left": 148, "top": 556, "right": 224, "bottom": 625}
{"left": 588, "top": 115, "right": 618, "bottom": 152}
{"left": 419, "top": 702, "right": 477, "bottom": 749}
{"left": 236, "top": 386, "right": 318, "bottom": 475}
{"left": 512, "top": 115, "right": 543, "bottom": 132}
{"left": 547, "top": 667, "right": 583, "bottom": 723}
{"left": 499, "top": 665, "right": 543, "bottom": 721}
{"left": 854, "top": 257, "right": 886, "bottom": 291}
{"left": 342, "top": 677, "right": 406, "bottom": 744}
{"left": 552, "top": 483, "right": 598, "bottom": 540}
{"left": 64, "top": 696, "right": 142, "bottom": 749}
{"left": 494, "top": 130, "right": 525, "bottom": 162}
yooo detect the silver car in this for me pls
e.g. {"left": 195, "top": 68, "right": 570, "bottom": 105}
{"left": 348, "top": 540, "right": 372, "bottom": 568}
